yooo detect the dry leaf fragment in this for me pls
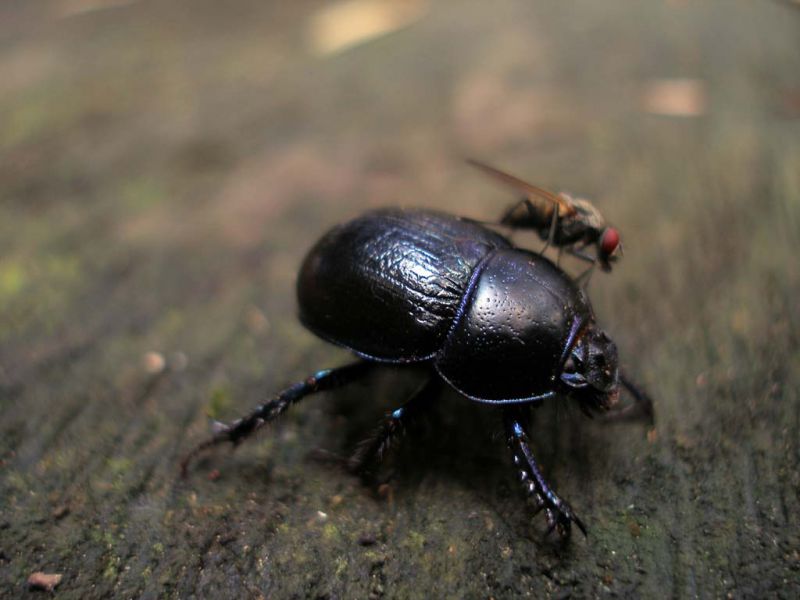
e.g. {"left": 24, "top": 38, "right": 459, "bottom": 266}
{"left": 58, "top": 0, "right": 136, "bottom": 18}
{"left": 307, "top": 0, "right": 427, "bottom": 56}
{"left": 142, "top": 351, "right": 166, "bottom": 374}
{"left": 641, "top": 78, "right": 707, "bottom": 117}
{"left": 28, "top": 572, "right": 62, "bottom": 592}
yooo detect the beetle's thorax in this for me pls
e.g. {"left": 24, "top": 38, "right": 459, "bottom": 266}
{"left": 434, "top": 247, "right": 594, "bottom": 403}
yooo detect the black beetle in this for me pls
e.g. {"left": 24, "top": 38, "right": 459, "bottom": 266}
{"left": 182, "top": 207, "right": 651, "bottom": 536}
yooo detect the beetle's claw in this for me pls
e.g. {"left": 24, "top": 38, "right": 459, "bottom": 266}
{"left": 179, "top": 420, "right": 240, "bottom": 477}
{"left": 574, "top": 514, "right": 588, "bottom": 537}
{"left": 541, "top": 498, "right": 587, "bottom": 539}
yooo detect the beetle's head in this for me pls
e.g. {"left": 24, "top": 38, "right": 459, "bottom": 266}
{"left": 560, "top": 326, "right": 619, "bottom": 412}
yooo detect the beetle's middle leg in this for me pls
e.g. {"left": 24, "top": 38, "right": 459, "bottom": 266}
{"left": 181, "top": 360, "right": 374, "bottom": 475}
{"left": 348, "top": 376, "right": 441, "bottom": 477}
{"left": 504, "top": 408, "right": 587, "bottom": 537}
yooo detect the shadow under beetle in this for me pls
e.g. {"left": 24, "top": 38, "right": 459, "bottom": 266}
{"left": 182, "top": 206, "right": 652, "bottom": 537}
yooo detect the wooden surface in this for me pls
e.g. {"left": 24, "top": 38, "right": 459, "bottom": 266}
{"left": 1, "top": 1, "right": 799, "bottom": 597}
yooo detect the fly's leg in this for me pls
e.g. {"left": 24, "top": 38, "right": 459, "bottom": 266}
{"left": 348, "top": 376, "right": 441, "bottom": 477}
{"left": 566, "top": 245, "right": 596, "bottom": 264}
{"left": 181, "top": 361, "right": 374, "bottom": 476}
{"left": 568, "top": 244, "right": 598, "bottom": 286}
{"left": 504, "top": 409, "right": 587, "bottom": 537}
{"left": 500, "top": 198, "right": 560, "bottom": 257}
{"left": 541, "top": 203, "right": 559, "bottom": 254}
{"left": 574, "top": 262, "right": 596, "bottom": 287}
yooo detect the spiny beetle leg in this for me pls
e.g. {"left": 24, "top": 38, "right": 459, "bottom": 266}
{"left": 504, "top": 409, "right": 587, "bottom": 538}
{"left": 181, "top": 361, "right": 374, "bottom": 476}
{"left": 348, "top": 376, "right": 441, "bottom": 477}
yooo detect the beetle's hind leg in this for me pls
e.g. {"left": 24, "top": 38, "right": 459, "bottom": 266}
{"left": 180, "top": 360, "right": 374, "bottom": 476}
{"left": 348, "top": 376, "right": 441, "bottom": 478}
{"left": 504, "top": 408, "right": 587, "bottom": 538}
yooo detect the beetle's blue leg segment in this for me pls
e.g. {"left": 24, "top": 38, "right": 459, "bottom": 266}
{"left": 348, "top": 376, "right": 441, "bottom": 476}
{"left": 180, "top": 361, "right": 374, "bottom": 476}
{"left": 503, "top": 409, "right": 587, "bottom": 537}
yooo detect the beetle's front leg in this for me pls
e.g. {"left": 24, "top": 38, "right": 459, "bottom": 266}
{"left": 503, "top": 409, "right": 587, "bottom": 537}
{"left": 601, "top": 371, "right": 655, "bottom": 423}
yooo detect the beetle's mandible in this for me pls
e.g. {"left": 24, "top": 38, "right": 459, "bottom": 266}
{"left": 182, "top": 207, "right": 652, "bottom": 537}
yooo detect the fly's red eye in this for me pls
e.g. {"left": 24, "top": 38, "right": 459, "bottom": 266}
{"left": 600, "top": 228, "right": 620, "bottom": 256}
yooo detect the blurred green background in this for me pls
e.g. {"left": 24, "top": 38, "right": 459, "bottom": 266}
{"left": 1, "top": 1, "right": 798, "bottom": 597}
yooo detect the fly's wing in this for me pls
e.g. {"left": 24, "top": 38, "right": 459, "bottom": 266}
{"left": 467, "top": 159, "right": 577, "bottom": 222}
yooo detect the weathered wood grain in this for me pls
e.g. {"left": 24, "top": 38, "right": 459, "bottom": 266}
{"left": 1, "top": 1, "right": 798, "bottom": 597}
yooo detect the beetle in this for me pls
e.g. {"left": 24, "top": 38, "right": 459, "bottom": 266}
{"left": 467, "top": 159, "right": 622, "bottom": 279}
{"left": 181, "top": 207, "right": 651, "bottom": 536}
